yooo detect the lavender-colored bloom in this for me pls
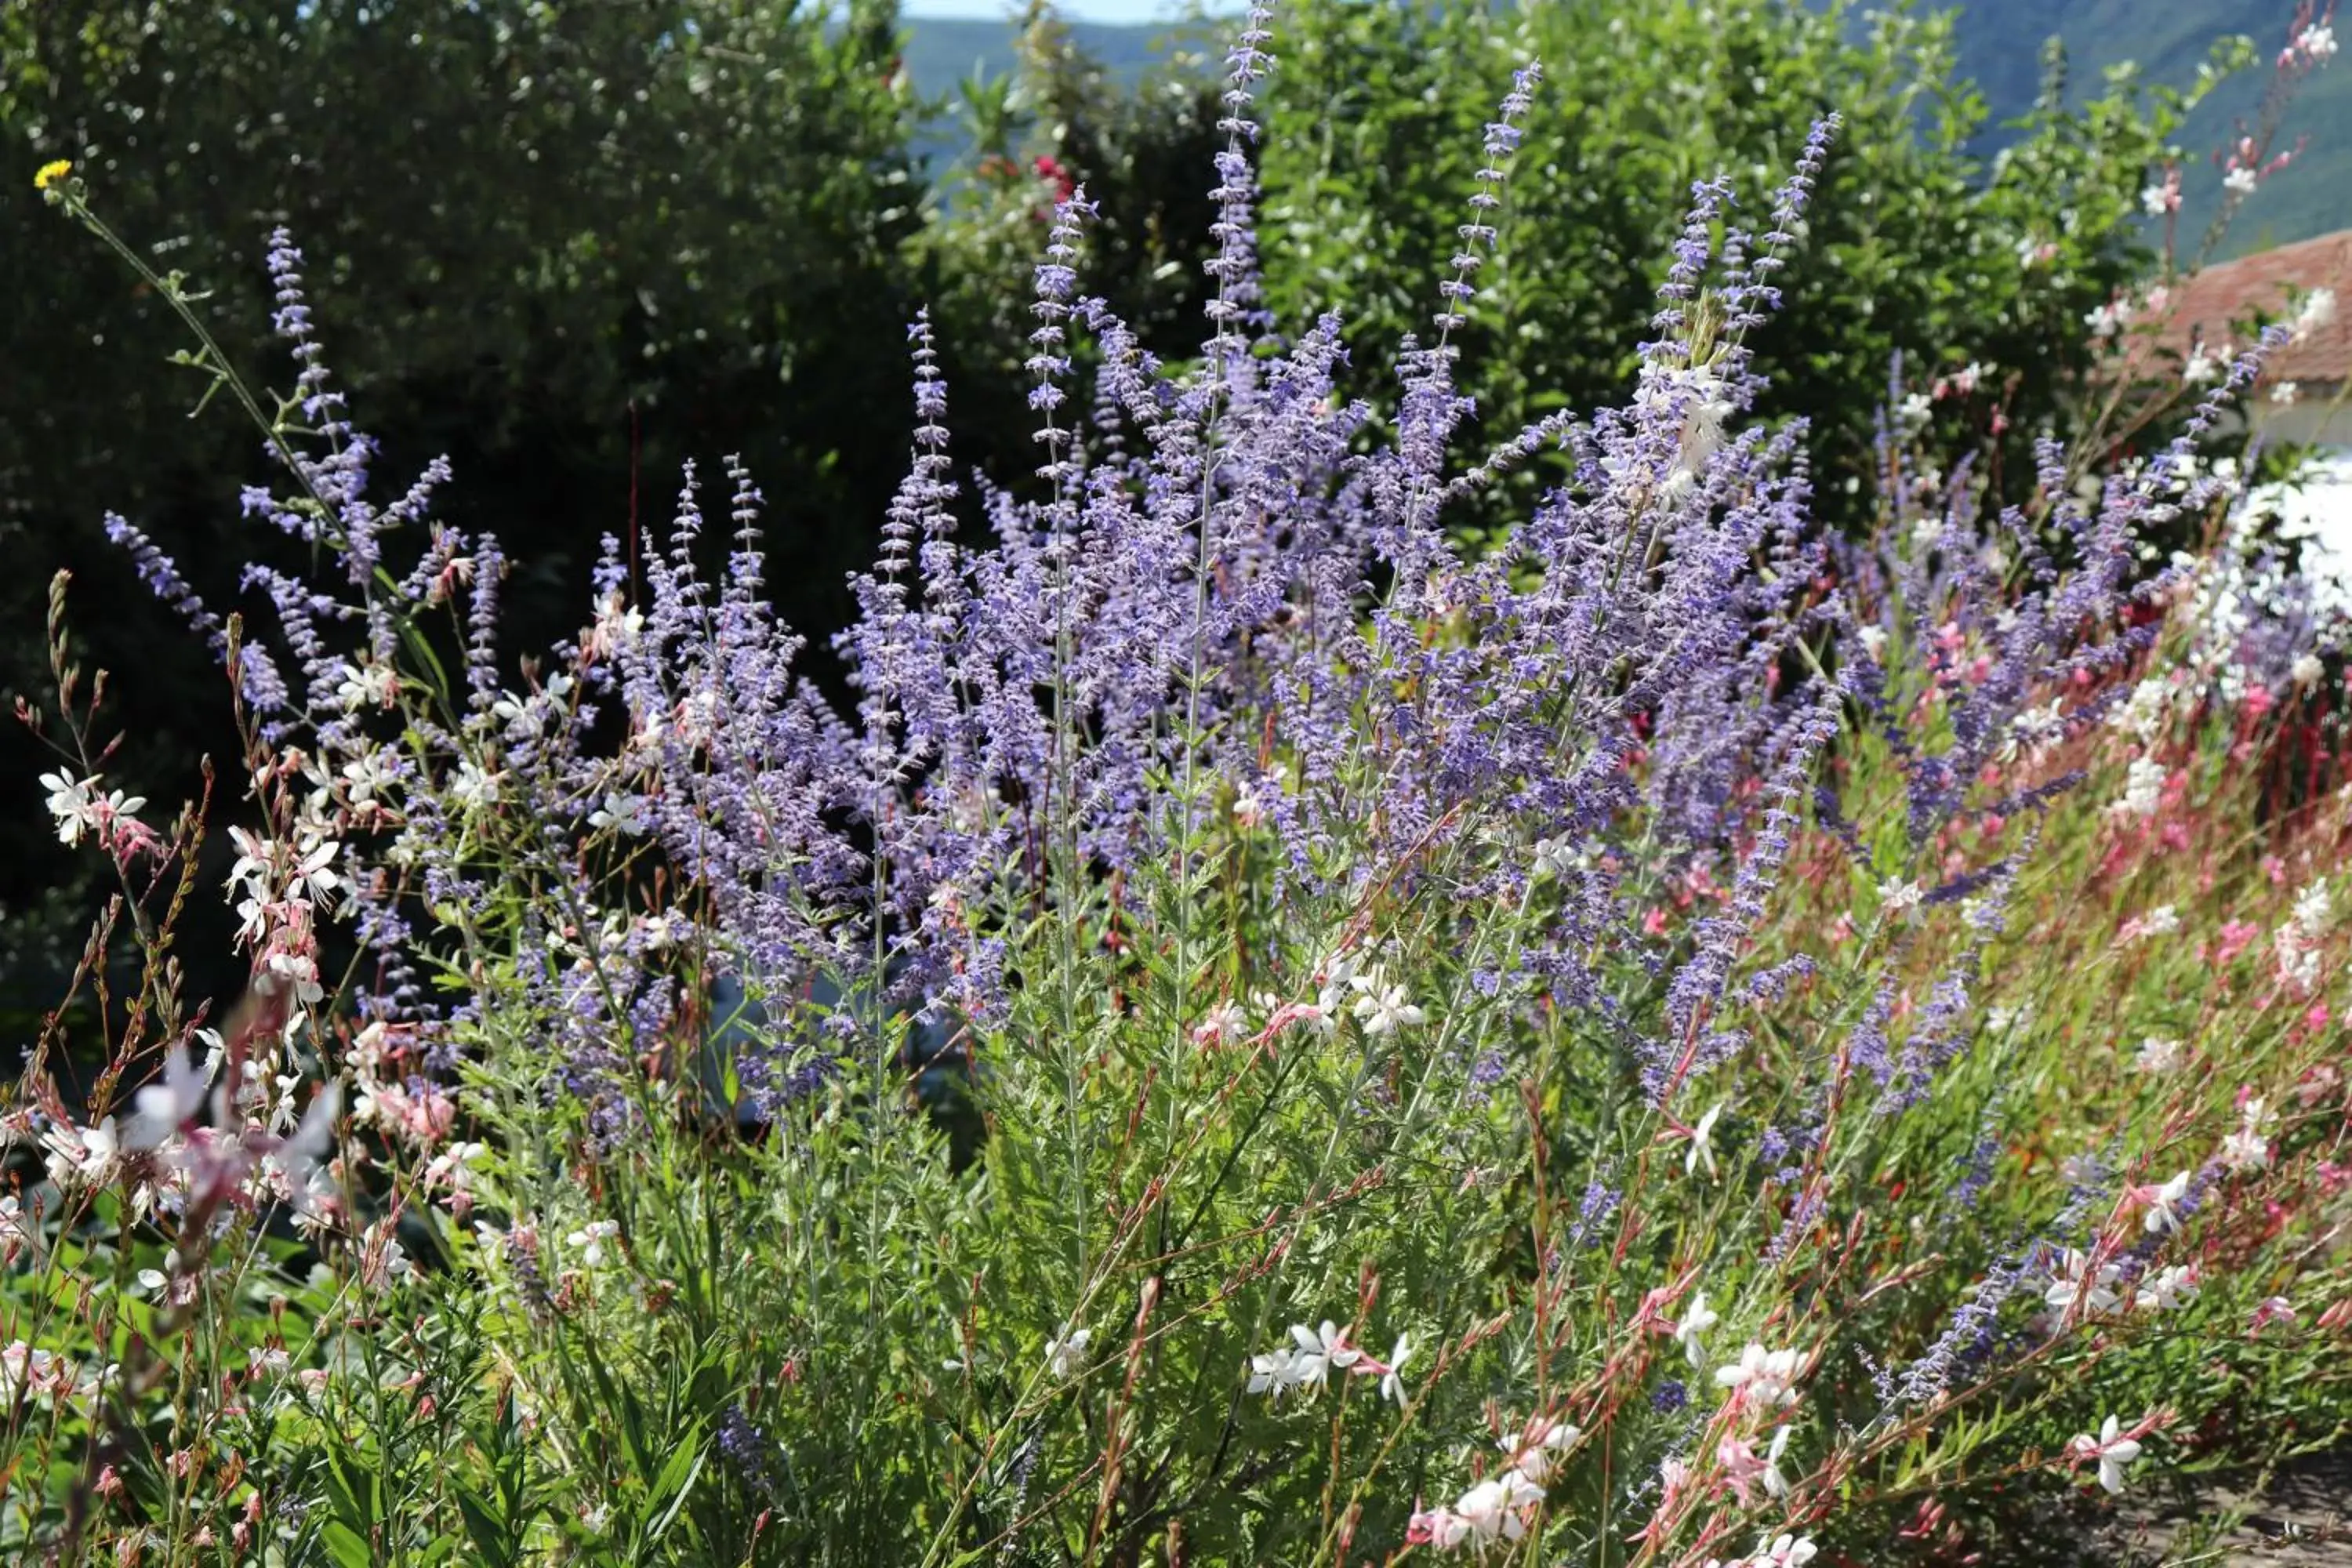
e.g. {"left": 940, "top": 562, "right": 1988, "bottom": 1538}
{"left": 717, "top": 1405, "right": 785, "bottom": 1504}
{"left": 1567, "top": 1178, "right": 1620, "bottom": 1250}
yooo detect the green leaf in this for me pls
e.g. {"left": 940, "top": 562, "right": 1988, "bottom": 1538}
{"left": 642, "top": 1434, "right": 708, "bottom": 1543}
{"left": 318, "top": 1521, "right": 374, "bottom": 1568}
{"left": 452, "top": 1487, "right": 516, "bottom": 1568}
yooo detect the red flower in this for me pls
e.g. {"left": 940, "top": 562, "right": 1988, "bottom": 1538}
{"left": 1033, "top": 154, "right": 1076, "bottom": 201}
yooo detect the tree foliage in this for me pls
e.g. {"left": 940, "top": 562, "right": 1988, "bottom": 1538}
{"left": 1254, "top": 0, "right": 2216, "bottom": 539}
{"left": 1, "top": 0, "right": 924, "bottom": 1009}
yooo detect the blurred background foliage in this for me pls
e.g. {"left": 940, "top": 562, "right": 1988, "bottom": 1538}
{"left": 0, "top": 0, "right": 2299, "bottom": 1025}
{"left": 2, "top": 0, "right": 932, "bottom": 1024}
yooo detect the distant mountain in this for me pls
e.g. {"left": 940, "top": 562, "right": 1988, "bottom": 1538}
{"left": 898, "top": 4, "right": 2352, "bottom": 251}
{"left": 899, "top": 16, "right": 1170, "bottom": 95}
{"left": 1943, "top": 0, "right": 2351, "bottom": 255}
{"left": 898, "top": 15, "right": 1204, "bottom": 174}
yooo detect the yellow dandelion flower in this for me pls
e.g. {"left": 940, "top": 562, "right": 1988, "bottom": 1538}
{"left": 34, "top": 158, "right": 72, "bottom": 191}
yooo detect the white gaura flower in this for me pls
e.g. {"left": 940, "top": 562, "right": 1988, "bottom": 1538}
{"left": 2108, "top": 677, "right": 2170, "bottom": 742}
{"left": 42, "top": 1117, "right": 119, "bottom": 1190}
{"left": 1378, "top": 1334, "right": 1411, "bottom": 1405}
{"left": 1287, "top": 1319, "right": 1361, "bottom": 1391}
{"left": 1191, "top": 1001, "right": 1250, "bottom": 1046}
{"left": 335, "top": 660, "right": 396, "bottom": 710}
{"left": 280, "top": 1081, "right": 341, "bottom": 1221}
{"left": 1530, "top": 835, "right": 1578, "bottom": 882}
{"left": 358, "top": 1219, "right": 414, "bottom": 1291}
{"left": 1411, "top": 1506, "right": 1475, "bottom": 1552}
{"left": 2137, "top": 1264, "right": 2200, "bottom": 1312}
{"left": 1348, "top": 974, "right": 1426, "bottom": 1036}
{"left": 448, "top": 759, "right": 503, "bottom": 811}
{"left": 2133, "top": 1036, "right": 2183, "bottom": 1074}
{"left": 1750, "top": 1532, "right": 1819, "bottom": 1567}
{"left": 2220, "top": 1095, "right": 2274, "bottom": 1173}
{"left": 2140, "top": 1171, "right": 2193, "bottom": 1234}
{"left": 2113, "top": 757, "right": 2165, "bottom": 818}
{"left": 2292, "top": 877, "right": 2332, "bottom": 941}
{"left": 1246, "top": 1345, "right": 1304, "bottom": 1399}
{"left": 2294, "top": 284, "right": 2337, "bottom": 338}
{"left": 1454, "top": 1468, "right": 1545, "bottom": 1547}
{"left": 1760, "top": 1423, "right": 1795, "bottom": 1499}
{"left": 125, "top": 1045, "right": 212, "bottom": 1152}
{"left": 0, "top": 1341, "right": 69, "bottom": 1405}
{"left": 1672, "top": 1290, "right": 1719, "bottom": 1366}
{"left": 1714, "top": 1343, "right": 1802, "bottom": 1408}
{"left": 565, "top": 1219, "right": 620, "bottom": 1269}
{"left": 2000, "top": 700, "right": 2067, "bottom": 765}
{"left": 0, "top": 1195, "right": 36, "bottom": 1259}
{"left": 1498, "top": 1414, "right": 1581, "bottom": 1484}
{"left": 1987, "top": 1002, "right": 2034, "bottom": 1034}
{"left": 587, "top": 792, "right": 652, "bottom": 836}
{"left": 1683, "top": 1104, "right": 1724, "bottom": 1181}
{"left": 1876, "top": 877, "right": 1925, "bottom": 919}
{"left": 2220, "top": 1124, "right": 2270, "bottom": 1172}
{"left": 339, "top": 750, "right": 398, "bottom": 808}
{"left": 2045, "top": 1248, "right": 2123, "bottom": 1316}
{"left": 38, "top": 771, "right": 100, "bottom": 846}
{"left": 2070, "top": 1415, "right": 2143, "bottom": 1494}
{"left": 1044, "top": 1326, "right": 1091, "bottom": 1381}
{"left": 585, "top": 590, "right": 644, "bottom": 661}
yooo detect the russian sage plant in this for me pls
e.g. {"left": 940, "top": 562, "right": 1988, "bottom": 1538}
{"left": 9, "top": 13, "right": 2350, "bottom": 1565}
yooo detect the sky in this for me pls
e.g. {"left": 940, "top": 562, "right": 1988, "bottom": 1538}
{"left": 901, "top": 0, "right": 1240, "bottom": 20}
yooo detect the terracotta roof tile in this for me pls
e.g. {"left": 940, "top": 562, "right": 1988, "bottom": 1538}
{"left": 2151, "top": 227, "right": 2350, "bottom": 385}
